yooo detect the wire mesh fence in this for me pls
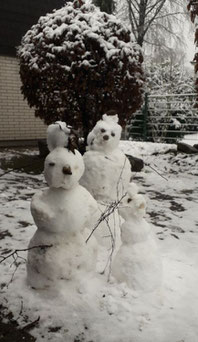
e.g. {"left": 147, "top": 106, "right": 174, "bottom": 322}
{"left": 127, "top": 93, "right": 198, "bottom": 144}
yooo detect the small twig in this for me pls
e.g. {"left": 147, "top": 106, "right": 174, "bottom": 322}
{"left": 7, "top": 261, "right": 21, "bottom": 287}
{"left": 0, "top": 169, "right": 15, "bottom": 178}
{"left": 0, "top": 245, "right": 53, "bottom": 264}
{"left": 0, "top": 245, "right": 53, "bottom": 287}
{"left": 106, "top": 217, "right": 116, "bottom": 282}
{"left": 85, "top": 193, "right": 126, "bottom": 244}
{"left": 22, "top": 316, "right": 40, "bottom": 331}
{"left": 15, "top": 300, "right": 24, "bottom": 322}
{"left": 0, "top": 157, "right": 44, "bottom": 178}
{"left": 145, "top": 163, "right": 168, "bottom": 181}
{"left": 19, "top": 300, "right": 24, "bottom": 316}
{"left": 100, "top": 216, "right": 115, "bottom": 277}
{"left": 87, "top": 162, "right": 129, "bottom": 280}
{"left": 116, "top": 157, "right": 127, "bottom": 200}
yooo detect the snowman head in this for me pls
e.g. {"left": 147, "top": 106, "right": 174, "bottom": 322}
{"left": 47, "top": 121, "right": 71, "bottom": 152}
{"left": 119, "top": 184, "right": 146, "bottom": 221}
{"left": 87, "top": 114, "right": 122, "bottom": 153}
{"left": 44, "top": 147, "right": 84, "bottom": 189}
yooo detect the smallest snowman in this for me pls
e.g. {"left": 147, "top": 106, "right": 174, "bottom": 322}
{"left": 112, "top": 183, "right": 162, "bottom": 293}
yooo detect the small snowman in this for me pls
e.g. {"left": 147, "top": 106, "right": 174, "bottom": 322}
{"left": 112, "top": 183, "right": 162, "bottom": 292}
{"left": 27, "top": 147, "right": 98, "bottom": 289}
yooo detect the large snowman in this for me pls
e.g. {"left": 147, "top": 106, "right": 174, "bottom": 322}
{"left": 80, "top": 114, "right": 131, "bottom": 249}
{"left": 112, "top": 184, "right": 162, "bottom": 292}
{"left": 27, "top": 147, "right": 98, "bottom": 289}
{"left": 81, "top": 114, "right": 131, "bottom": 202}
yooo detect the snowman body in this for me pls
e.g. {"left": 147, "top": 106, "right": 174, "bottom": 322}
{"left": 112, "top": 190, "right": 162, "bottom": 292}
{"left": 82, "top": 149, "right": 130, "bottom": 203}
{"left": 27, "top": 147, "right": 98, "bottom": 289}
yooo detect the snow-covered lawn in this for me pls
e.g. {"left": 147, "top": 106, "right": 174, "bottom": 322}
{"left": 0, "top": 141, "right": 198, "bottom": 342}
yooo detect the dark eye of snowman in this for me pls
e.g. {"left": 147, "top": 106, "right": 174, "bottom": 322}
{"left": 127, "top": 198, "right": 132, "bottom": 203}
{"left": 111, "top": 132, "right": 115, "bottom": 137}
{"left": 49, "top": 162, "right": 55, "bottom": 166}
{"left": 101, "top": 128, "right": 106, "bottom": 133}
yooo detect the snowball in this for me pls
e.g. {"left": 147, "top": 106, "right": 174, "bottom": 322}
{"left": 127, "top": 182, "right": 139, "bottom": 198}
{"left": 47, "top": 121, "right": 71, "bottom": 151}
{"left": 27, "top": 231, "right": 98, "bottom": 288}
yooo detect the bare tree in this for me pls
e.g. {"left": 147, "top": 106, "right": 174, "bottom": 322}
{"left": 93, "top": 0, "right": 115, "bottom": 14}
{"left": 116, "top": 0, "right": 189, "bottom": 64}
{"left": 188, "top": 1, "right": 198, "bottom": 71}
{"left": 188, "top": 0, "right": 198, "bottom": 92}
{"left": 126, "top": 0, "right": 169, "bottom": 47}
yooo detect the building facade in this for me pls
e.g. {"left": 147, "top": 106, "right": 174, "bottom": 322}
{"left": 0, "top": 0, "right": 66, "bottom": 146}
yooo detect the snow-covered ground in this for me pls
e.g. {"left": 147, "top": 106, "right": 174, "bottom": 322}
{"left": 0, "top": 141, "right": 198, "bottom": 342}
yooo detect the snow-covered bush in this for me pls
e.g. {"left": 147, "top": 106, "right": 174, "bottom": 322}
{"left": 128, "top": 61, "right": 197, "bottom": 143}
{"left": 145, "top": 61, "right": 195, "bottom": 95}
{"left": 18, "top": 0, "right": 144, "bottom": 141}
{"left": 146, "top": 62, "right": 197, "bottom": 142}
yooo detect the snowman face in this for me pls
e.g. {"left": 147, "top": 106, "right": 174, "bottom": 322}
{"left": 44, "top": 147, "right": 85, "bottom": 189}
{"left": 119, "top": 193, "right": 146, "bottom": 220}
{"left": 87, "top": 117, "right": 122, "bottom": 153}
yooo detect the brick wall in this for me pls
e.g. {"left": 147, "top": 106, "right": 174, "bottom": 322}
{"left": 0, "top": 55, "right": 46, "bottom": 145}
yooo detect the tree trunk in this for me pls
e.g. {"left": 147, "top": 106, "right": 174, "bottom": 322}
{"left": 137, "top": 0, "right": 146, "bottom": 47}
